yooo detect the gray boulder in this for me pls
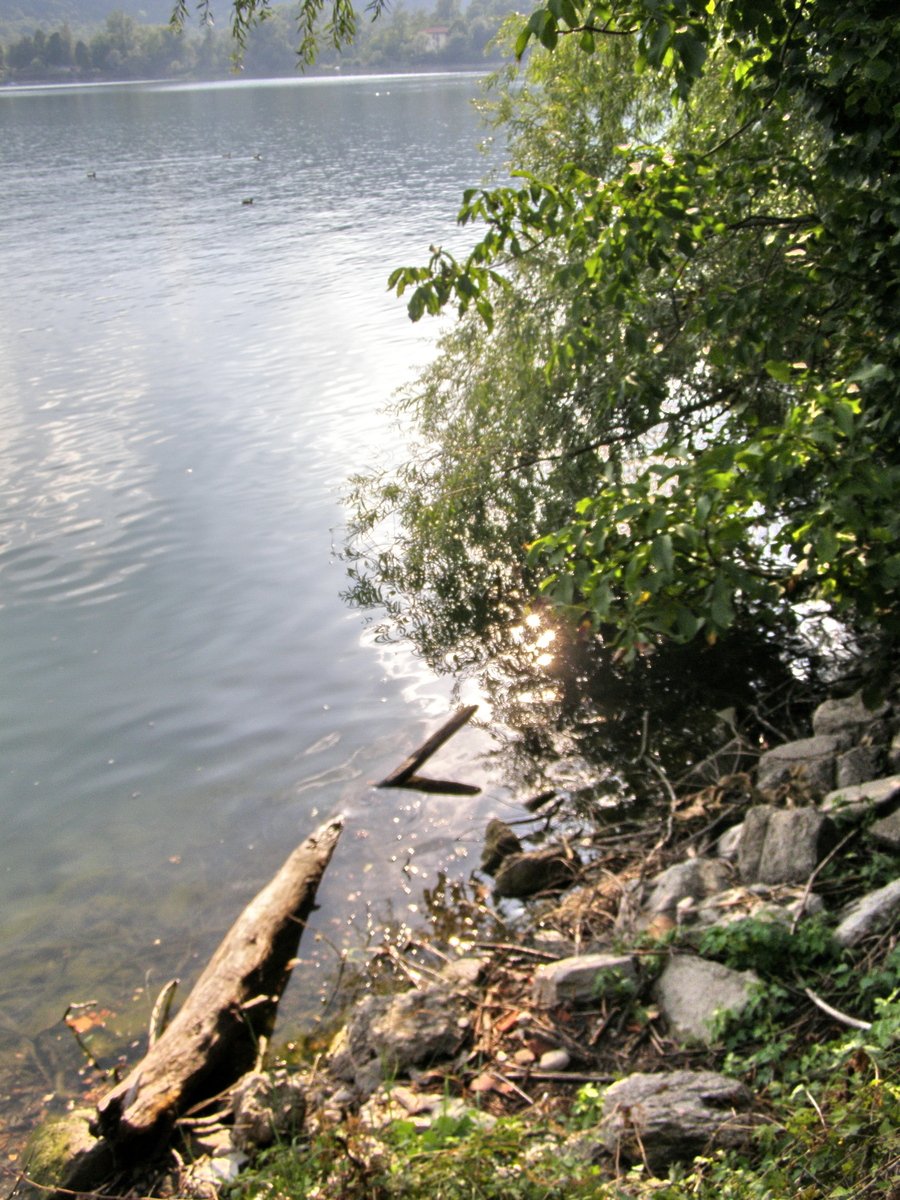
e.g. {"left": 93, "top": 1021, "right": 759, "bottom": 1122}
{"left": 328, "top": 984, "right": 467, "bottom": 1095}
{"left": 821, "top": 774, "right": 900, "bottom": 820}
{"left": 532, "top": 953, "right": 638, "bottom": 1007}
{"left": 812, "top": 691, "right": 891, "bottom": 738}
{"left": 599, "top": 1070, "right": 757, "bottom": 1173}
{"left": 836, "top": 745, "right": 887, "bottom": 790}
{"left": 757, "top": 735, "right": 848, "bottom": 799}
{"left": 231, "top": 1070, "right": 307, "bottom": 1150}
{"left": 655, "top": 955, "right": 759, "bottom": 1044}
{"left": 738, "top": 805, "right": 834, "bottom": 885}
{"left": 889, "top": 731, "right": 900, "bottom": 774}
{"left": 869, "top": 809, "right": 900, "bottom": 852}
{"left": 19, "top": 1110, "right": 113, "bottom": 1200}
{"left": 493, "top": 845, "right": 580, "bottom": 898}
{"left": 644, "top": 858, "right": 732, "bottom": 917}
{"left": 717, "top": 823, "right": 744, "bottom": 862}
{"left": 833, "top": 878, "right": 900, "bottom": 948}
{"left": 480, "top": 819, "right": 523, "bottom": 875}
{"left": 693, "top": 884, "right": 825, "bottom": 930}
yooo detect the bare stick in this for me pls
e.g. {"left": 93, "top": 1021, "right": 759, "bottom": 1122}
{"left": 804, "top": 987, "right": 872, "bottom": 1031}
{"left": 377, "top": 706, "right": 478, "bottom": 791}
{"left": 147, "top": 979, "right": 179, "bottom": 1049}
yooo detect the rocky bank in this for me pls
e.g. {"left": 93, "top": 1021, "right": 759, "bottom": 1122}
{"left": 20, "top": 681, "right": 900, "bottom": 1195}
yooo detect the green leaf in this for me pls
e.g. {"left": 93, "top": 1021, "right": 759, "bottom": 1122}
{"left": 764, "top": 360, "right": 792, "bottom": 383}
{"left": 651, "top": 534, "right": 675, "bottom": 574}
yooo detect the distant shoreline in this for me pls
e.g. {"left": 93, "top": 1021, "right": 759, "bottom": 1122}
{"left": 0, "top": 63, "right": 493, "bottom": 91}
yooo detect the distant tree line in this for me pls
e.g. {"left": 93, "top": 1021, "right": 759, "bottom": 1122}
{"left": 0, "top": 0, "right": 515, "bottom": 83}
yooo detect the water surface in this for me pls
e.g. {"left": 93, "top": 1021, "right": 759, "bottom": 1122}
{"left": 0, "top": 73, "right": 504, "bottom": 1129}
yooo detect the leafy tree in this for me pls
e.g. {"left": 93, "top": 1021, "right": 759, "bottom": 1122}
{"left": 46, "top": 26, "right": 73, "bottom": 67}
{"left": 176, "top": 1, "right": 900, "bottom": 671}
{"left": 371, "top": 0, "right": 900, "bottom": 663}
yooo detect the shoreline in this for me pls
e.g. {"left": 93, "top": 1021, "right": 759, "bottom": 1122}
{"left": 14, "top": 677, "right": 900, "bottom": 1197}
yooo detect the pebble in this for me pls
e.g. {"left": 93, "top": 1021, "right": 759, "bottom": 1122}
{"left": 513, "top": 1047, "right": 536, "bottom": 1066}
{"left": 539, "top": 1049, "right": 570, "bottom": 1071}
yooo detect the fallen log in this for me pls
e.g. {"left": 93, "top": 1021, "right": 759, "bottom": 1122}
{"left": 92, "top": 816, "right": 343, "bottom": 1158}
{"left": 377, "top": 705, "right": 479, "bottom": 794}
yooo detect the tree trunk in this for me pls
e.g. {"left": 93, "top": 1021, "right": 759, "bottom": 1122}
{"left": 93, "top": 817, "right": 343, "bottom": 1157}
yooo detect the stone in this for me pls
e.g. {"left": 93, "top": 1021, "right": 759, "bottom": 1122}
{"left": 328, "top": 984, "right": 466, "bottom": 1095}
{"left": 812, "top": 691, "right": 891, "bottom": 738}
{"left": 440, "top": 956, "right": 489, "bottom": 988}
{"left": 644, "top": 858, "right": 732, "bottom": 915}
{"left": 821, "top": 774, "right": 900, "bottom": 819}
{"left": 599, "top": 1070, "right": 757, "bottom": 1173}
{"left": 532, "top": 953, "right": 638, "bottom": 1007}
{"left": 756, "top": 735, "right": 848, "bottom": 799}
{"left": 869, "top": 809, "right": 900, "bottom": 851}
{"left": 359, "top": 1085, "right": 495, "bottom": 1132}
{"left": 693, "top": 884, "right": 825, "bottom": 929}
{"left": 493, "top": 845, "right": 580, "bottom": 899}
{"left": 888, "top": 731, "right": 900, "bottom": 774}
{"left": 231, "top": 1070, "right": 307, "bottom": 1150}
{"left": 20, "top": 1110, "right": 114, "bottom": 1199}
{"left": 833, "top": 878, "right": 900, "bottom": 948}
{"left": 480, "top": 819, "right": 523, "bottom": 875}
{"left": 836, "top": 745, "right": 887, "bottom": 790}
{"left": 717, "top": 823, "right": 744, "bottom": 862}
{"left": 655, "top": 955, "right": 759, "bottom": 1044}
{"left": 182, "top": 1151, "right": 248, "bottom": 1197}
{"left": 539, "top": 1049, "right": 571, "bottom": 1071}
{"left": 737, "top": 805, "right": 835, "bottom": 885}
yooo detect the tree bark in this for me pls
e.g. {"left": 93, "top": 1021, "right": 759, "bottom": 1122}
{"left": 93, "top": 817, "right": 343, "bottom": 1157}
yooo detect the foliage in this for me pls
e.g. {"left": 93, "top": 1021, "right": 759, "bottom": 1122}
{"left": 229, "top": 1111, "right": 607, "bottom": 1199}
{"left": 697, "top": 914, "right": 837, "bottom": 978}
{"left": 348, "top": 0, "right": 900, "bottom": 664}
{"left": 228, "top": 1012, "right": 900, "bottom": 1198}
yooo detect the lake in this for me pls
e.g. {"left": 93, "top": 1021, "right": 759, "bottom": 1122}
{"left": 0, "top": 72, "right": 507, "bottom": 1139}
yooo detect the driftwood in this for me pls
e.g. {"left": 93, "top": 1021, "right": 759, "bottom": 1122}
{"left": 92, "top": 817, "right": 343, "bottom": 1157}
{"left": 377, "top": 705, "right": 480, "bottom": 795}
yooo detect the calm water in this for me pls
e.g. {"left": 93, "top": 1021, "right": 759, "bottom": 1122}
{"left": 0, "top": 74, "right": 506, "bottom": 1128}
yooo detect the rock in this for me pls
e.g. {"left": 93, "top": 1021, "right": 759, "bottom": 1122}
{"left": 757, "top": 735, "right": 849, "bottom": 799}
{"left": 694, "top": 885, "right": 825, "bottom": 930}
{"left": 889, "top": 731, "right": 900, "bottom": 774}
{"left": 737, "top": 805, "right": 835, "bottom": 885}
{"left": 359, "top": 1085, "right": 495, "bottom": 1132}
{"left": 869, "top": 809, "right": 900, "bottom": 851}
{"left": 599, "top": 1070, "right": 757, "bottom": 1173}
{"left": 231, "top": 1070, "right": 307, "bottom": 1150}
{"left": 644, "top": 858, "right": 732, "bottom": 916}
{"left": 480, "top": 819, "right": 523, "bottom": 875}
{"left": 836, "top": 745, "right": 887, "bottom": 789}
{"left": 833, "top": 878, "right": 900, "bottom": 948}
{"left": 19, "top": 1109, "right": 114, "bottom": 1199}
{"left": 539, "top": 1049, "right": 571, "bottom": 1071}
{"left": 513, "top": 1047, "right": 536, "bottom": 1066}
{"left": 812, "top": 691, "right": 891, "bottom": 738}
{"left": 532, "top": 953, "right": 638, "bottom": 1007}
{"left": 182, "top": 1151, "right": 248, "bottom": 1197}
{"left": 328, "top": 984, "right": 466, "bottom": 1095}
{"left": 821, "top": 774, "right": 900, "bottom": 819}
{"left": 493, "top": 845, "right": 580, "bottom": 899}
{"left": 440, "top": 956, "right": 489, "bottom": 988}
{"left": 655, "top": 955, "right": 759, "bottom": 1044}
{"left": 717, "top": 823, "right": 744, "bottom": 862}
